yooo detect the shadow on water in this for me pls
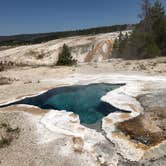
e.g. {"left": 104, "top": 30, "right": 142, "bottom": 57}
{"left": 0, "top": 83, "right": 130, "bottom": 129}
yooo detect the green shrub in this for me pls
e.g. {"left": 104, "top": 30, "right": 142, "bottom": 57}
{"left": 145, "top": 40, "right": 160, "bottom": 58}
{"left": 57, "top": 44, "right": 77, "bottom": 66}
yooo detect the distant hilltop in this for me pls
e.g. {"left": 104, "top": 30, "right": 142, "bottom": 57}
{"left": 0, "top": 24, "right": 134, "bottom": 46}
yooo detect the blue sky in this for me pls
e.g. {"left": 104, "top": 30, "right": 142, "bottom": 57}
{"left": 0, "top": 0, "right": 166, "bottom": 35}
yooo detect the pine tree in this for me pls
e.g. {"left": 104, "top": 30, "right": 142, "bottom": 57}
{"left": 57, "top": 44, "right": 77, "bottom": 66}
{"left": 113, "top": 38, "right": 119, "bottom": 49}
{"left": 151, "top": 0, "right": 166, "bottom": 55}
{"left": 139, "top": 0, "right": 152, "bottom": 33}
{"left": 118, "top": 32, "right": 126, "bottom": 54}
{"left": 124, "top": 32, "right": 129, "bottom": 40}
{"left": 151, "top": 0, "right": 165, "bottom": 21}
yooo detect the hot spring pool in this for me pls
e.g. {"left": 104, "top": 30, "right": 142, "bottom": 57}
{"left": 0, "top": 83, "right": 128, "bottom": 125}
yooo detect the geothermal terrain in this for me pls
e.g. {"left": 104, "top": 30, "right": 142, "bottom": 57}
{"left": 0, "top": 31, "right": 166, "bottom": 166}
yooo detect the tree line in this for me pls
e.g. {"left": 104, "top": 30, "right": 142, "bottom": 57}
{"left": 0, "top": 24, "right": 133, "bottom": 46}
{"left": 113, "top": 0, "right": 166, "bottom": 59}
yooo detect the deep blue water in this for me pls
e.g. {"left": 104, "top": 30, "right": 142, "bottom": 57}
{"left": 0, "top": 83, "right": 129, "bottom": 124}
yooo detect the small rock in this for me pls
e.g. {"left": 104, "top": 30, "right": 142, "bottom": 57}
{"left": 72, "top": 136, "right": 84, "bottom": 153}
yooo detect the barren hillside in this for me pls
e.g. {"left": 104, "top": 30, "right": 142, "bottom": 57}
{"left": 0, "top": 31, "right": 130, "bottom": 67}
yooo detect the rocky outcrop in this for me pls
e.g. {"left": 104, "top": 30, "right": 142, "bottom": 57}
{"left": 84, "top": 40, "right": 113, "bottom": 62}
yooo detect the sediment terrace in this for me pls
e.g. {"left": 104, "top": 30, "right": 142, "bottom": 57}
{"left": 0, "top": 66, "right": 166, "bottom": 166}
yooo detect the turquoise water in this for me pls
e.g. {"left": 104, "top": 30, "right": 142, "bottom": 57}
{"left": 0, "top": 83, "right": 127, "bottom": 124}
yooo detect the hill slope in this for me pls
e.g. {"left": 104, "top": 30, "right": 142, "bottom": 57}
{"left": 0, "top": 31, "right": 131, "bottom": 67}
